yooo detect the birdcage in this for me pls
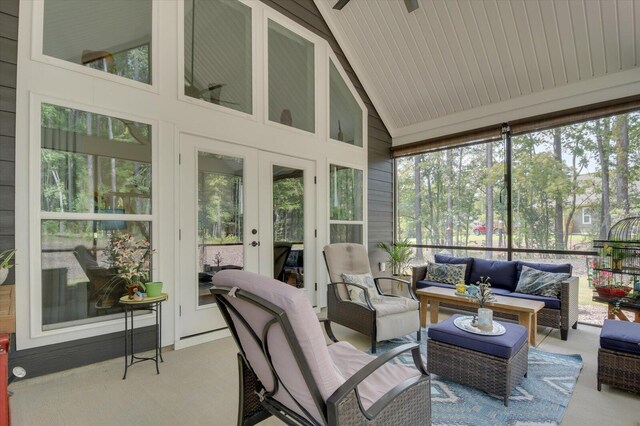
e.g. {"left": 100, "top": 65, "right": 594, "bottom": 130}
{"left": 593, "top": 217, "right": 640, "bottom": 279}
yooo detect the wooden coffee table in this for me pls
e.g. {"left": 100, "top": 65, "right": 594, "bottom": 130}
{"left": 417, "top": 287, "right": 545, "bottom": 346}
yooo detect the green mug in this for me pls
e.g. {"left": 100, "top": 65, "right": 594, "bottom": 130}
{"left": 145, "top": 281, "right": 163, "bottom": 298}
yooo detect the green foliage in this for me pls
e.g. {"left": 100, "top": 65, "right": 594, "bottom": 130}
{"left": 0, "top": 249, "right": 16, "bottom": 270}
{"left": 377, "top": 239, "right": 413, "bottom": 275}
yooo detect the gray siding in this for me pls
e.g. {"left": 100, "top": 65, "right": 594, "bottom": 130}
{"left": 260, "top": 0, "right": 394, "bottom": 269}
{"left": 0, "top": 1, "right": 17, "bottom": 285}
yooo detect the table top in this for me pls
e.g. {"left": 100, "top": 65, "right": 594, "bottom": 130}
{"left": 416, "top": 286, "right": 545, "bottom": 313}
{"left": 0, "top": 284, "right": 15, "bottom": 334}
{"left": 119, "top": 293, "right": 168, "bottom": 305}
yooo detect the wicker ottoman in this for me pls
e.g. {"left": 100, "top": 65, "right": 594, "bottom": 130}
{"left": 427, "top": 314, "right": 529, "bottom": 406}
{"left": 598, "top": 319, "right": 640, "bottom": 394}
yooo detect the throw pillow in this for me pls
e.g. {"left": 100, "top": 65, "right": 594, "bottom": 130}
{"left": 515, "top": 265, "right": 570, "bottom": 298}
{"left": 342, "top": 273, "right": 381, "bottom": 304}
{"left": 425, "top": 261, "right": 467, "bottom": 285}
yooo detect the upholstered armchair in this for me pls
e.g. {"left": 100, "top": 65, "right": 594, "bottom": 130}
{"left": 323, "top": 243, "right": 421, "bottom": 353}
{"left": 211, "top": 270, "right": 431, "bottom": 426}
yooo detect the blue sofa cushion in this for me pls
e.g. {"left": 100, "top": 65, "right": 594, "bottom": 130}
{"left": 435, "top": 254, "right": 474, "bottom": 284}
{"left": 469, "top": 258, "right": 518, "bottom": 291}
{"left": 416, "top": 280, "right": 455, "bottom": 290}
{"left": 600, "top": 319, "right": 640, "bottom": 355}
{"left": 506, "top": 292, "right": 561, "bottom": 309}
{"left": 516, "top": 261, "right": 572, "bottom": 281}
{"left": 428, "top": 314, "right": 528, "bottom": 358}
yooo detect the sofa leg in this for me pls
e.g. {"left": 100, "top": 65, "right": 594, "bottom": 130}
{"left": 572, "top": 321, "right": 578, "bottom": 330}
{"left": 371, "top": 337, "right": 376, "bottom": 354}
{"left": 561, "top": 329, "right": 568, "bottom": 341}
{"left": 417, "top": 330, "right": 421, "bottom": 341}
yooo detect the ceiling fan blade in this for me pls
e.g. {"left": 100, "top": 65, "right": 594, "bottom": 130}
{"left": 404, "top": 0, "right": 419, "bottom": 13}
{"left": 333, "top": 0, "right": 351, "bottom": 10}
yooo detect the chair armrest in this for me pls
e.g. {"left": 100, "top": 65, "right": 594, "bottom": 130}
{"left": 411, "top": 265, "right": 428, "bottom": 294}
{"left": 374, "top": 276, "right": 418, "bottom": 300}
{"left": 328, "top": 282, "right": 375, "bottom": 310}
{"left": 560, "top": 276, "right": 579, "bottom": 329}
{"left": 326, "top": 343, "right": 429, "bottom": 421}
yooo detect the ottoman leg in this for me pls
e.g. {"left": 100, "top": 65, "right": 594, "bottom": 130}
{"left": 561, "top": 329, "right": 568, "bottom": 341}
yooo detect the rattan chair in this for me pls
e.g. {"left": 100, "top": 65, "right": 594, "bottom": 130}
{"left": 211, "top": 270, "right": 431, "bottom": 426}
{"left": 323, "top": 243, "right": 421, "bottom": 353}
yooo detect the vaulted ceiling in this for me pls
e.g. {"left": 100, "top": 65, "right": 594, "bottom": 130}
{"left": 315, "top": 0, "right": 640, "bottom": 145}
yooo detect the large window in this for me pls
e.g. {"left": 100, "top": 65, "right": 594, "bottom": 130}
{"left": 329, "top": 164, "right": 363, "bottom": 243}
{"left": 40, "top": 103, "right": 152, "bottom": 329}
{"left": 268, "top": 19, "right": 315, "bottom": 133}
{"left": 43, "top": 0, "right": 152, "bottom": 84}
{"left": 329, "top": 60, "right": 362, "bottom": 147}
{"left": 396, "top": 110, "right": 640, "bottom": 325}
{"left": 396, "top": 140, "right": 506, "bottom": 262}
{"left": 184, "top": 0, "right": 252, "bottom": 114}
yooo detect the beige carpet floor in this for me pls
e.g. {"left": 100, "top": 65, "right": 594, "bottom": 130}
{"left": 10, "top": 313, "right": 640, "bottom": 425}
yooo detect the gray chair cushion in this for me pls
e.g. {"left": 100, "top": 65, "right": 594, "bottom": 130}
{"left": 372, "top": 296, "right": 420, "bottom": 317}
{"left": 324, "top": 243, "right": 373, "bottom": 300}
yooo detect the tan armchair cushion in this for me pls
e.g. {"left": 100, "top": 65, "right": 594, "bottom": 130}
{"left": 324, "top": 243, "right": 373, "bottom": 300}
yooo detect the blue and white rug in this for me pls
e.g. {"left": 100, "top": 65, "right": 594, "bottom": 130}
{"left": 373, "top": 331, "right": 583, "bottom": 426}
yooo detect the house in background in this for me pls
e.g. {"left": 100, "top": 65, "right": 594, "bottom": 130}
{"left": 1, "top": 0, "right": 640, "bottom": 384}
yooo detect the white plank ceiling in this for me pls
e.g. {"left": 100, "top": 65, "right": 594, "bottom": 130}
{"left": 314, "top": 0, "right": 640, "bottom": 145}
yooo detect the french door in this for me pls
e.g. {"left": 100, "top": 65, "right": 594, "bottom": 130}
{"left": 179, "top": 134, "right": 316, "bottom": 339}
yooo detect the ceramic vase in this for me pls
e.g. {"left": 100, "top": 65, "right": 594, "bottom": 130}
{"left": 477, "top": 308, "right": 493, "bottom": 331}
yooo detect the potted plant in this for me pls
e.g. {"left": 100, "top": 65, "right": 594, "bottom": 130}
{"left": 0, "top": 249, "right": 16, "bottom": 285}
{"left": 377, "top": 239, "right": 413, "bottom": 277}
{"left": 101, "top": 233, "right": 155, "bottom": 305}
{"left": 472, "top": 276, "right": 496, "bottom": 331}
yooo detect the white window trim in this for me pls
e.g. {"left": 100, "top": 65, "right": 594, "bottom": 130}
{"left": 326, "top": 52, "right": 368, "bottom": 152}
{"left": 582, "top": 208, "right": 592, "bottom": 225}
{"left": 262, "top": 9, "right": 325, "bottom": 138}
{"left": 327, "top": 160, "right": 367, "bottom": 248}
{"left": 176, "top": 0, "right": 259, "bottom": 121}
{"left": 30, "top": 0, "right": 160, "bottom": 94}
{"left": 20, "top": 93, "right": 160, "bottom": 348}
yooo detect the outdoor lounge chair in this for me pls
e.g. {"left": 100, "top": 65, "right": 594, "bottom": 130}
{"left": 210, "top": 270, "right": 431, "bottom": 426}
{"left": 323, "top": 243, "right": 421, "bottom": 353}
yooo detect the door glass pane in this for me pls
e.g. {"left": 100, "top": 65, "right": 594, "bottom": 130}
{"left": 184, "top": 0, "right": 252, "bottom": 114}
{"left": 41, "top": 103, "right": 152, "bottom": 215}
{"left": 273, "top": 166, "right": 304, "bottom": 287}
{"left": 330, "top": 165, "right": 363, "bottom": 221}
{"left": 330, "top": 60, "right": 362, "bottom": 147}
{"left": 198, "top": 152, "right": 244, "bottom": 305}
{"left": 41, "top": 220, "right": 151, "bottom": 330}
{"left": 43, "top": 0, "right": 152, "bottom": 84}
{"left": 268, "top": 19, "right": 315, "bottom": 133}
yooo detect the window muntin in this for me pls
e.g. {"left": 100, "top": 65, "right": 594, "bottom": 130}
{"left": 329, "top": 164, "right": 363, "bottom": 244}
{"left": 42, "top": 0, "right": 152, "bottom": 84}
{"left": 40, "top": 103, "right": 153, "bottom": 330}
{"left": 184, "top": 0, "right": 252, "bottom": 114}
{"left": 329, "top": 60, "right": 362, "bottom": 147}
{"left": 268, "top": 19, "right": 315, "bottom": 133}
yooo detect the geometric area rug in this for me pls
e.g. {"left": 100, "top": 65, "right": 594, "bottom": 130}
{"left": 372, "top": 330, "right": 584, "bottom": 426}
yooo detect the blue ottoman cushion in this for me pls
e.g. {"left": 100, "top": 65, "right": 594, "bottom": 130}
{"left": 600, "top": 320, "right": 640, "bottom": 356}
{"left": 469, "top": 258, "right": 518, "bottom": 291}
{"left": 428, "top": 314, "right": 528, "bottom": 359}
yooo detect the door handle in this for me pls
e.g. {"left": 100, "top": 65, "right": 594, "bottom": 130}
{"left": 251, "top": 241, "right": 260, "bottom": 247}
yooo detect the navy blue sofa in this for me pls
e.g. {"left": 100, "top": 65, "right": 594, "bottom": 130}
{"left": 412, "top": 255, "right": 580, "bottom": 340}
